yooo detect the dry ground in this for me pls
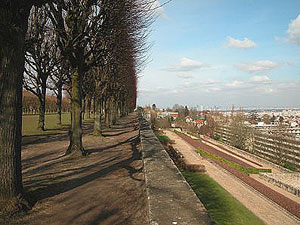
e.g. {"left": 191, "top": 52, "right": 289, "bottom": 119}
{"left": 15, "top": 113, "right": 148, "bottom": 225}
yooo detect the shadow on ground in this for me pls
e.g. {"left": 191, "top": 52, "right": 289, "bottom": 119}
{"left": 18, "top": 113, "right": 148, "bottom": 225}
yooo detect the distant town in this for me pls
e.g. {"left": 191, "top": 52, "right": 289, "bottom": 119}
{"left": 145, "top": 104, "right": 300, "bottom": 140}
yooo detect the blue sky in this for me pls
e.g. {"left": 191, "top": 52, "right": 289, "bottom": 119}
{"left": 137, "top": 0, "right": 300, "bottom": 109}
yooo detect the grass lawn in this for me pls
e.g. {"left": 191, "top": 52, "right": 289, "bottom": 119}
{"left": 22, "top": 113, "right": 71, "bottom": 136}
{"left": 22, "top": 113, "right": 94, "bottom": 136}
{"left": 182, "top": 171, "right": 265, "bottom": 225}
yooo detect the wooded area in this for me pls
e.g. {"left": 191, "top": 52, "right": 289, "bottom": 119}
{"left": 0, "top": 0, "right": 155, "bottom": 216}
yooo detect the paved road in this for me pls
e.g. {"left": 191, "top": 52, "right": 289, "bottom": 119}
{"left": 165, "top": 130, "right": 300, "bottom": 225}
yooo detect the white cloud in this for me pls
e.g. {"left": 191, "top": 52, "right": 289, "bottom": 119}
{"left": 286, "top": 14, "right": 300, "bottom": 45}
{"left": 264, "top": 88, "right": 274, "bottom": 94}
{"left": 250, "top": 76, "right": 271, "bottom": 83}
{"left": 179, "top": 57, "right": 205, "bottom": 70}
{"left": 207, "top": 87, "right": 221, "bottom": 92}
{"left": 166, "top": 57, "right": 206, "bottom": 72}
{"left": 177, "top": 74, "right": 194, "bottom": 79}
{"left": 204, "top": 78, "right": 219, "bottom": 84}
{"left": 237, "top": 60, "right": 280, "bottom": 74}
{"left": 227, "top": 80, "right": 245, "bottom": 87}
{"left": 225, "top": 36, "right": 257, "bottom": 49}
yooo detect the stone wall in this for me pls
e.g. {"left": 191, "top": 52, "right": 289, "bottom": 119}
{"left": 139, "top": 117, "right": 212, "bottom": 225}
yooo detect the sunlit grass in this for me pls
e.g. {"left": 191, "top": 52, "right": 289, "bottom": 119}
{"left": 182, "top": 171, "right": 265, "bottom": 225}
{"left": 22, "top": 113, "right": 71, "bottom": 136}
{"left": 22, "top": 113, "right": 94, "bottom": 136}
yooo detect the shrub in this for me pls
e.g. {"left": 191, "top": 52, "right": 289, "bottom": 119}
{"left": 283, "top": 162, "right": 296, "bottom": 171}
{"left": 157, "top": 135, "right": 171, "bottom": 145}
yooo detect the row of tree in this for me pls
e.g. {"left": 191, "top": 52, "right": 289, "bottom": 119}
{"left": 23, "top": 90, "right": 71, "bottom": 115}
{"left": 0, "top": 0, "right": 155, "bottom": 213}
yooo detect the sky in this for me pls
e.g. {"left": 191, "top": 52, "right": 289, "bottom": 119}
{"left": 137, "top": 0, "right": 300, "bottom": 110}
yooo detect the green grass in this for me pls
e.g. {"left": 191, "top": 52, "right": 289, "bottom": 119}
{"left": 156, "top": 135, "right": 171, "bottom": 145}
{"left": 22, "top": 113, "right": 94, "bottom": 136}
{"left": 283, "top": 162, "right": 296, "bottom": 171}
{"left": 182, "top": 171, "right": 265, "bottom": 225}
{"left": 197, "top": 148, "right": 272, "bottom": 175}
{"left": 22, "top": 113, "right": 71, "bottom": 136}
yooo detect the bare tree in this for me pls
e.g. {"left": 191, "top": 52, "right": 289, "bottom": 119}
{"left": 230, "top": 112, "right": 251, "bottom": 150}
{"left": 47, "top": 0, "right": 110, "bottom": 156}
{"left": 48, "top": 58, "right": 70, "bottom": 125}
{"left": 0, "top": 0, "right": 56, "bottom": 213}
{"left": 24, "top": 6, "right": 58, "bottom": 130}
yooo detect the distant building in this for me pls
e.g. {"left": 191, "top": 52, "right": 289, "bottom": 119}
{"left": 185, "top": 116, "right": 192, "bottom": 123}
{"left": 291, "top": 121, "right": 298, "bottom": 128}
{"left": 257, "top": 122, "right": 265, "bottom": 127}
{"left": 194, "top": 119, "right": 204, "bottom": 128}
{"left": 170, "top": 112, "right": 179, "bottom": 120}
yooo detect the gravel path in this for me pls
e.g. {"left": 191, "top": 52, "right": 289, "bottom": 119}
{"left": 165, "top": 130, "right": 300, "bottom": 225}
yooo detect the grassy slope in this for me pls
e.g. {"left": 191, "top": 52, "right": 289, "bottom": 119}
{"left": 182, "top": 171, "right": 265, "bottom": 225}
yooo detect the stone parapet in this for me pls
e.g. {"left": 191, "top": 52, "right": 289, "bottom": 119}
{"left": 140, "top": 118, "right": 212, "bottom": 225}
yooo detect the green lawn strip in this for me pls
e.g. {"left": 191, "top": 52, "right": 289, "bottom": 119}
{"left": 197, "top": 148, "right": 271, "bottom": 175}
{"left": 182, "top": 171, "right": 265, "bottom": 225}
{"left": 22, "top": 113, "right": 94, "bottom": 136}
{"left": 156, "top": 135, "right": 171, "bottom": 145}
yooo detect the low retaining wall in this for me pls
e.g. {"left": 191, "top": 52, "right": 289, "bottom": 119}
{"left": 139, "top": 118, "right": 212, "bottom": 225}
{"left": 207, "top": 137, "right": 293, "bottom": 173}
{"left": 259, "top": 173, "right": 300, "bottom": 197}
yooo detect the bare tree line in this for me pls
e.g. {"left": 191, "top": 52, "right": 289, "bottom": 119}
{"left": 0, "top": 0, "right": 156, "bottom": 214}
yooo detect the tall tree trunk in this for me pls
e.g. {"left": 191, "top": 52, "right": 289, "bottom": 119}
{"left": 92, "top": 96, "right": 96, "bottom": 117}
{"left": 93, "top": 99, "right": 102, "bottom": 135}
{"left": 112, "top": 99, "right": 118, "bottom": 125}
{"left": 38, "top": 82, "right": 46, "bottom": 131}
{"left": 56, "top": 79, "right": 62, "bottom": 125}
{"left": 0, "top": 3, "right": 30, "bottom": 212}
{"left": 82, "top": 96, "right": 86, "bottom": 121}
{"left": 87, "top": 96, "right": 92, "bottom": 119}
{"left": 106, "top": 99, "right": 113, "bottom": 127}
{"left": 66, "top": 67, "right": 85, "bottom": 156}
{"left": 105, "top": 100, "right": 110, "bottom": 127}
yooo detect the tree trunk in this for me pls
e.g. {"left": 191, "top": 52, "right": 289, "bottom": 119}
{"left": 93, "top": 99, "right": 102, "bottom": 135}
{"left": 56, "top": 80, "right": 62, "bottom": 125}
{"left": 104, "top": 100, "right": 110, "bottom": 127}
{"left": 66, "top": 67, "right": 85, "bottom": 156}
{"left": 38, "top": 83, "right": 46, "bottom": 131}
{"left": 93, "top": 96, "right": 96, "bottom": 117}
{"left": 112, "top": 100, "right": 118, "bottom": 125}
{"left": 82, "top": 96, "right": 86, "bottom": 121}
{"left": 87, "top": 96, "right": 92, "bottom": 119}
{"left": 106, "top": 99, "right": 113, "bottom": 127}
{"left": 0, "top": 3, "right": 30, "bottom": 212}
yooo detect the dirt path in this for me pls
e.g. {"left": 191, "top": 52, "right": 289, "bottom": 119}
{"left": 16, "top": 113, "right": 148, "bottom": 225}
{"left": 165, "top": 130, "right": 299, "bottom": 225}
